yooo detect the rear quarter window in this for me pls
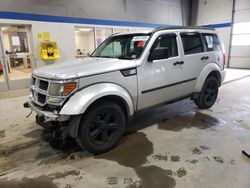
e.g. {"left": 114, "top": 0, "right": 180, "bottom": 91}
{"left": 202, "top": 33, "right": 222, "bottom": 51}
{"left": 181, "top": 33, "right": 204, "bottom": 55}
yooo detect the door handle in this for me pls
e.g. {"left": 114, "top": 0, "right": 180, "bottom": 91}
{"left": 173, "top": 61, "right": 184, "bottom": 66}
{"left": 201, "top": 56, "right": 209, "bottom": 60}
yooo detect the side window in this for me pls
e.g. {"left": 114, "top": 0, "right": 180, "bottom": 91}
{"left": 181, "top": 33, "right": 204, "bottom": 55}
{"left": 202, "top": 33, "right": 222, "bottom": 51}
{"left": 152, "top": 34, "right": 178, "bottom": 58}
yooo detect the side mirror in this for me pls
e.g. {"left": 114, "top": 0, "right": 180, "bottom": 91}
{"left": 148, "top": 47, "right": 169, "bottom": 61}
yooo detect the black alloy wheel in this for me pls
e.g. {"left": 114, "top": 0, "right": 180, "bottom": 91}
{"left": 76, "top": 101, "right": 126, "bottom": 154}
{"left": 204, "top": 78, "right": 218, "bottom": 105}
{"left": 194, "top": 76, "right": 219, "bottom": 109}
{"left": 90, "top": 110, "right": 120, "bottom": 145}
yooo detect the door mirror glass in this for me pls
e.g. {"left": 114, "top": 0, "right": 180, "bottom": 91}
{"left": 148, "top": 47, "right": 169, "bottom": 61}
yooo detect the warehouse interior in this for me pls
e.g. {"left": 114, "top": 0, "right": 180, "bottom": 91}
{"left": 0, "top": 0, "right": 250, "bottom": 187}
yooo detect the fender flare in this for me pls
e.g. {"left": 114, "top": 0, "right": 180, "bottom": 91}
{"left": 60, "top": 83, "right": 134, "bottom": 116}
{"left": 194, "top": 63, "right": 221, "bottom": 92}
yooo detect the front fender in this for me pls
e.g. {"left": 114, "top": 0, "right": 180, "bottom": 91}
{"left": 59, "top": 83, "right": 134, "bottom": 116}
{"left": 194, "top": 63, "right": 221, "bottom": 92}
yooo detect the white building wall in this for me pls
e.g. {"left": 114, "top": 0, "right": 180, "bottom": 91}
{"left": 32, "top": 22, "right": 76, "bottom": 67}
{"left": 0, "top": 19, "right": 156, "bottom": 68}
{"left": 0, "top": 19, "right": 121, "bottom": 68}
{"left": 196, "top": 0, "right": 233, "bottom": 25}
{"left": 0, "top": 0, "right": 186, "bottom": 68}
{"left": 0, "top": 0, "right": 184, "bottom": 26}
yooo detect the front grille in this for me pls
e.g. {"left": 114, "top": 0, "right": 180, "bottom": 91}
{"left": 39, "top": 80, "right": 49, "bottom": 91}
{"left": 30, "top": 76, "right": 50, "bottom": 106}
{"left": 32, "top": 77, "right": 36, "bottom": 85}
{"left": 31, "top": 76, "right": 65, "bottom": 106}
{"left": 37, "top": 93, "right": 46, "bottom": 104}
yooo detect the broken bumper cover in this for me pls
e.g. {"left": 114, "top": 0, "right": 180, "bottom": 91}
{"left": 23, "top": 100, "right": 70, "bottom": 122}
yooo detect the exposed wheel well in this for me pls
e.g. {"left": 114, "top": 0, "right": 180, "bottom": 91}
{"left": 207, "top": 71, "right": 221, "bottom": 86}
{"left": 85, "top": 95, "right": 131, "bottom": 125}
{"left": 192, "top": 70, "right": 221, "bottom": 100}
{"left": 69, "top": 95, "right": 131, "bottom": 139}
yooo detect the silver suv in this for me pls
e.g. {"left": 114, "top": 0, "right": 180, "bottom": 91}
{"left": 24, "top": 26, "right": 226, "bottom": 154}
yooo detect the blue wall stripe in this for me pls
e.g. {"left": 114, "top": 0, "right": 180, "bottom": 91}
{"left": 0, "top": 11, "right": 232, "bottom": 29}
{"left": 0, "top": 11, "right": 169, "bottom": 28}
{"left": 203, "top": 22, "right": 232, "bottom": 28}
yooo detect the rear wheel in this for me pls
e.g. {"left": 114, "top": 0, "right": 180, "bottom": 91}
{"left": 194, "top": 76, "right": 219, "bottom": 109}
{"left": 76, "top": 101, "right": 126, "bottom": 154}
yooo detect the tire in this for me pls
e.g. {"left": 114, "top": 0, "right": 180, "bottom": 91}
{"left": 194, "top": 76, "right": 219, "bottom": 109}
{"left": 76, "top": 101, "right": 126, "bottom": 154}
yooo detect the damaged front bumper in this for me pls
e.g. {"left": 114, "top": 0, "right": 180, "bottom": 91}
{"left": 23, "top": 100, "right": 70, "bottom": 123}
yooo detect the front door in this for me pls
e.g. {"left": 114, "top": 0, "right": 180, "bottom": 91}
{"left": 0, "top": 25, "right": 35, "bottom": 91}
{"left": 137, "top": 33, "right": 196, "bottom": 110}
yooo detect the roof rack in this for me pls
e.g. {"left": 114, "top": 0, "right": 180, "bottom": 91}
{"left": 152, "top": 26, "right": 215, "bottom": 33}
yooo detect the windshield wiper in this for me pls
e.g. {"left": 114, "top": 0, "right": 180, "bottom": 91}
{"left": 118, "top": 57, "right": 132, "bottom": 60}
{"left": 92, "top": 55, "right": 114, "bottom": 58}
{"left": 117, "top": 56, "right": 134, "bottom": 60}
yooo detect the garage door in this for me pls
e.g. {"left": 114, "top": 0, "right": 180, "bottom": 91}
{"left": 229, "top": 0, "right": 250, "bottom": 68}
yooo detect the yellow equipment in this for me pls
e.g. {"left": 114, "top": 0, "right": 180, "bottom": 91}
{"left": 38, "top": 32, "right": 60, "bottom": 60}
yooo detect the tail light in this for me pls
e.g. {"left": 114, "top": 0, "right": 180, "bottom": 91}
{"left": 223, "top": 53, "right": 227, "bottom": 70}
{"left": 223, "top": 54, "right": 227, "bottom": 65}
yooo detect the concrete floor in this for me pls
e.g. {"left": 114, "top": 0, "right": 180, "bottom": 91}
{"left": 0, "top": 65, "right": 32, "bottom": 82}
{"left": 0, "top": 69, "right": 250, "bottom": 188}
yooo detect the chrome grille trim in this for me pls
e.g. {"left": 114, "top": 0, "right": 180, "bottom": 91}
{"left": 39, "top": 80, "right": 49, "bottom": 91}
{"left": 30, "top": 75, "right": 77, "bottom": 107}
{"left": 30, "top": 76, "right": 50, "bottom": 107}
{"left": 32, "top": 77, "right": 36, "bottom": 85}
{"left": 37, "top": 93, "right": 46, "bottom": 104}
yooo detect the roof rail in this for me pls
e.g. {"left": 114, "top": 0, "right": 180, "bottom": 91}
{"left": 152, "top": 26, "right": 215, "bottom": 33}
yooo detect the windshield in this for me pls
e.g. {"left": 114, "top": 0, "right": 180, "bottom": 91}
{"left": 91, "top": 34, "right": 150, "bottom": 60}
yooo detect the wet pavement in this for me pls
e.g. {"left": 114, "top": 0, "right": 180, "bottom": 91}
{"left": 0, "top": 76, "right": 250, "bottom": 188}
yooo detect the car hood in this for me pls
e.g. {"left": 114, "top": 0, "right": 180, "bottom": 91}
{"left": 33, "top": 58, "right": 137, "bottom": 80}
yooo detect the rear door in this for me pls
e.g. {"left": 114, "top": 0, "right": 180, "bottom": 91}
{"left": 180, "top": 32, "right": 208, "bottom": 80}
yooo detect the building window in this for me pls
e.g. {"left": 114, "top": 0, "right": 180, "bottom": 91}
{"left": 1, "top": 26, "right": 33, "bottom": 81}
{"left": 232, "top": 22, "right": 250, "bottom": 46}
{"left": 113, "top": 28, "right": 129, "bottom": 34}
{"left": 95, "top": 28, "right": 113, "bottom": 46}
{"left": 75, "top": 27, "right": 95, "bottom": 57}
{"left": 233, "top": 22, "right": 250, "bottom": 34}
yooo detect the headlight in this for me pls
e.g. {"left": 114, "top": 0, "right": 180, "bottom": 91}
{"left": 49, "top": 82, "right": 76, "bottom": 96}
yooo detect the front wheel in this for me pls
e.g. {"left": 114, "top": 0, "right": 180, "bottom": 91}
{"left": 76, "top": 101, "right": 126, "bottom": 154}
{"left": 194, "top": 76, "right": 219, "bottom": 109}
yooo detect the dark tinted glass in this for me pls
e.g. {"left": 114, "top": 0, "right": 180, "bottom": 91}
{"left": 152, "top": 34, "right": 178, "bottom": 58}
{"left": 181, "top": 33, "right": 204, "bottom": 55}
{"left": 202, "top": 33, "right": 222, "bottom": 51}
